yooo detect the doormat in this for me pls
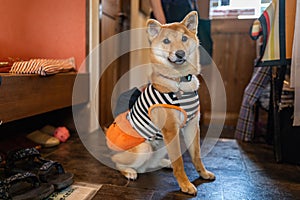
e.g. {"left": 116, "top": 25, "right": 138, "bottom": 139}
{"left": 46, "top": 182, "right": 102, "bottom": 200}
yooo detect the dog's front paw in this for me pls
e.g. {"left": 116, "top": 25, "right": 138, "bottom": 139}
{"left": 179, "top": 181, "right": 197, "bottom": 195}
{"left": 121, "top": 168, "right": 138, "bottom": 180}
{"left": 199, "top": 170, "right": 215, "bottom": 180}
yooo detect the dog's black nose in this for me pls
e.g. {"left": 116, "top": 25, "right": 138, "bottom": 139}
{"left": 175, "top": 50, "right": 185, "bottom": 59}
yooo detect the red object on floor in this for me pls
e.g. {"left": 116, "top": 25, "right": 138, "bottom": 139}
{"left": 53, "top": 127, "right": 70, "bottom": 142}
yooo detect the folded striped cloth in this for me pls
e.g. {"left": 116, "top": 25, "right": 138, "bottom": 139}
{"left": 10, "top": 57, "right": 76, "bottom": 76}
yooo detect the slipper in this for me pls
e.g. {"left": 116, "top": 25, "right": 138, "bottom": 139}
{"left": 26, "top": 130, "right": 60, "bottom": 147}
{"left": 5, "top": 148, "right": 73, "bottom": 190}
{"left": 0, "top": 172, "right": 54, "bottom": 200}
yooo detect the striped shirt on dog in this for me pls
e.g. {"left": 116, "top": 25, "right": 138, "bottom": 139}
{"left": 128, "top": 84, "right": 199, "bottom": 141}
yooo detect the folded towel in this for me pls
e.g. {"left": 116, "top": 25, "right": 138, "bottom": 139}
{"left": 10, "top": 57, "right": 76, "bottom": 76}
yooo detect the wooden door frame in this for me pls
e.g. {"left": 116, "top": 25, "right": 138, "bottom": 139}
{"left": 98, "top": 0, "right": 131, "bottom": 126}
{"left": 83, "top": 0, "right": 101, "bottom": 132}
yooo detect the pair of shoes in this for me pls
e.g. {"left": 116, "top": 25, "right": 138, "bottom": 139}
{"left": 0, "top": 152, "right": 54, "bottom": 199}
{"left": 0, "top": 172, "right": 54, "bottom": 200}
{"left": 40, "top": 125, "right": 70, "bottom": 143}
{"left": 5, "top": 148, "right": 74, "bottom": 191}
{"left": 26, "top": 125, "right": 70, "bottom": 147}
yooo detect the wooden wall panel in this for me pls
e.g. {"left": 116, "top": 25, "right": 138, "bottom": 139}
{"left": 197, "top": 0, "right": 210, "bottom": 19}
{"left": 102, "top": 0, "right": 119, "bottom": 18}
{"left": 200, "top": 19, "right": 256, "bottom": 126}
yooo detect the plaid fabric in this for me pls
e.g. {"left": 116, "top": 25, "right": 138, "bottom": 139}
{"left": 235, "top": 67, "right": 271, "bottom": 142}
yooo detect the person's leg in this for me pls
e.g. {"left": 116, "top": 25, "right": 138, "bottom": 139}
{"left": 235, "top": 67, "right": 271, "bottom": 141}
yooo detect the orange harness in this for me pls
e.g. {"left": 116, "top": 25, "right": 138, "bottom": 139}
{"left": 106, "top": 111, "right": 145, "bottom": 151}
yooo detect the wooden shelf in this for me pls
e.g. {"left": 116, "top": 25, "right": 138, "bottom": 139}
{"left": 0, "top": 72, "right": 89, "bottom": 123}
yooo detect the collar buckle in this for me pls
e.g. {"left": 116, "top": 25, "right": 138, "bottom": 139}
{"left": 180, "top": 74, "right": 192, "bottom": 82}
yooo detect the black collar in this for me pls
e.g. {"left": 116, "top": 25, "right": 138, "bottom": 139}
{"left": 160, "top": 74, "right": 193, "bottom": 83}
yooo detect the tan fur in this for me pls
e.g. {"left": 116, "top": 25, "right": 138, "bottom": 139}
{"left": 109, "top": 11, "right": 215, "bottom": 195}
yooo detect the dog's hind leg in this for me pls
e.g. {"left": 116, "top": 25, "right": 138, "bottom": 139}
{"left": 112, "top": 142, "right": 152, "bottom": 180}
{"left": 138, "top": 143, "right": 171, "bottom": 172}
{"left": 182, "top": 117, "right": 215, "bottom": 180}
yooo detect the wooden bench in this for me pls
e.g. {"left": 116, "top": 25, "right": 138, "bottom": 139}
{"left": 0, "top": 73, "right": 89, "bottom": 124}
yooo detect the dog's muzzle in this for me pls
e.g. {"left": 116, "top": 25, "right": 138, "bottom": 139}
{"left": 168, "top": 50, "right": 186, "bottom": 65}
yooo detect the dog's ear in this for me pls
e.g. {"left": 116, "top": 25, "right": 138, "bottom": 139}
{"left": 147, "top": 19, "right": 162, "bottom": 41}
{"left": 181, "top": 11, "right": 198, "bottom": 34}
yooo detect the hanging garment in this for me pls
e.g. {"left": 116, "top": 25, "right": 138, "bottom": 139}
{"left": 291, "top": 0, "right": 300, "bottom": 126}
{"left": 250, "top": 0, "right": 296, "bottom": 67}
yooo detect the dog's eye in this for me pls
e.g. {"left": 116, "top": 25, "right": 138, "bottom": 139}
{"left": 182, "top": 36, "right": 188, "bottom": 42}
{"left": 163, "top": 38, "right": 170, "bottom": 44}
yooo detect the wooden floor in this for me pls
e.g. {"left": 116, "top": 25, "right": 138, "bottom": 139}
{"left": 0, "top": 121, "right": 299, "bottom": 200}
{"left": 36, "top": 130, "right": 300, "bottom": 200}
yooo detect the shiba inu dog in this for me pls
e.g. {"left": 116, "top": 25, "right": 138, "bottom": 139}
{"left": 106, "top": 11, "right": 215, "bottom": 195}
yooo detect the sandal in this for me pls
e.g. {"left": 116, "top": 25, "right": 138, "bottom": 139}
{"left": 5, "top": 148, "right": 73, "bottom": 190}
{"left": 0, "top": 172, "right": 54, "bottom": 200}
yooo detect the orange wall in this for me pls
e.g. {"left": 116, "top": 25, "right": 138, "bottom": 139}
{"left": 0, "top": 0, "right": 86, "bottom": 69}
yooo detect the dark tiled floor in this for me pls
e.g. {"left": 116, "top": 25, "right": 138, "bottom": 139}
{"left": 38, "top": 131, "right": 300, "bottom": 200}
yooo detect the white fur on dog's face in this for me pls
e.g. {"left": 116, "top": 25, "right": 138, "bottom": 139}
{"left": 147, "top": 12, "right": 201, "bottom": 78}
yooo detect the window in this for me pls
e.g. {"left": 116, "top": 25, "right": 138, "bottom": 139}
{"left": 210, "top": 0, "right": 272, "bottom": 19}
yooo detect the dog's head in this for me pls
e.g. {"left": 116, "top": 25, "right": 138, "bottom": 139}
{"left": 147, "top": 11, "right": 201, "bottom": 78}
